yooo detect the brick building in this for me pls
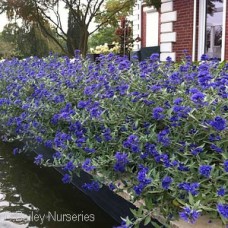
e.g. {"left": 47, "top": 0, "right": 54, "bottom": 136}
{"left": 132, "top": 0, "right": 227, "bottom": 61}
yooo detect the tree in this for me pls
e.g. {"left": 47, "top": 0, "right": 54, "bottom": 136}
{"left": 95, "top": 0, "right": 134, "bottom": 27}
{"left": 67, "top": 9, "right": 81, "bottom": 56}
{"left": 0, "top": 32, "right": 17, "bottom": 58}
{"left": 0, "top": 0, "right": 137, "bottom": 57}
{"left": 1, "top": 22, "right": 63, "bottom": 58}
{"left": 88, "top": 26, "right": 118, "bottom": 49}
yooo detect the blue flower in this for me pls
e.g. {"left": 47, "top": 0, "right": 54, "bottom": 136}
{"left": 133, "top": 183, "right": 146, "bottom": 195}
{"left": 173, "top": 97, "right": 183, "bottom": 105}
{"left": 82, "top": 181, "right": 100, "bottom": 191}
{"left": 210, "top": 144, "right": 223, "bottom": 153}
{"left": 152, "top": 107, "right": 165, "bottom": 120}
{"left": 89, "top": 106, "right": 102, "bottom": 119}
{"left": 62, "top": 174, "right": 71, "bottom": 184}
{"left": 162, "top": 176, "right": 173, "bottom": 190}
{"left": 77, "top": 100, "right": 89, "bottom": 109}
{"left": 13, "top": 148, "right": 19, "bottom": 155}
{"left": 178, "top": 182, "right": 200, "bottom": 196}
{"left": 84, "top": 147, "right": 96, "bottom": 153}
{"left": 157, "top": 128, "right": 170, "bottom": 147}
{"left": 34, "top": 154, "right": 43, "bottom": 165}
{"left": 44, "top": 140, "right": 53, "bottom": 148}
{"left": 114, "top": 152, "right": 129, "bottom": 172}
{"left": 137, "top": 166, "right": 151, "bottom": 185}
{"left": 82, "top": 158, "right": 95, "bottom": 172}
{"left": 201, "top": 54, "right": 209, "bottom": 61}
{"left": 53, "top": 151, "right": 62, "bottom": 159}
{"left": 217, "top": 187, "right": 226, "bottom": 196}
{"left": 63, "top": 161, "right": 75, "bottom": 172}
{"left": 108, "top": 183, "right": 116, "bottom": 191}
{"left": 123, "top": 134, "right": 140, "bottom": 153}
{"left": 134, "top": 166, "right": 152, "bottom": 195}
{"left": 150, "top": 53, "right": 159, "bottom": 62}
{"left": 190, "top": 92, "right": 205, "bottom": 104}
{"left": 191, "top": 146, "right": 203, "bottom": 156}
{"left": 209, "top": 116, "right": 226, "bottom": 131}
{"left": 217, "top": 204, "right": 228, "bottom": 219}
{"left": 150, "top": 85, "right": 161, "bottom": 92}
{"left": 102, "top": 128, "right": 112, "bottom": 141}
{"left": 199, "top": 165, "right": 212, "bottom": 178}
{"left": 179, "top": 206, "right": 200, "bottom": 223}
{"left": 114, "top": 221, "right": 130, "bottom": 228}
{"left": 178, "top": 163, "right": 190, "bottom": 172}
{"left": 224, "top": 160, "right": 228, "bottom": 172}
{"left": 117, "top": 84, "right": 129, "bottom": 96}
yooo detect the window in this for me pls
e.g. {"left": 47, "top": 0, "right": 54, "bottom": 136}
{"left": 198, "top": 0, "right": 225, "bottom": 60}
{"left": 146, "top": 11, "right": 159, "bottom": 47}
{"left": 205, "top": 0, "right": 223, "bottom": 59}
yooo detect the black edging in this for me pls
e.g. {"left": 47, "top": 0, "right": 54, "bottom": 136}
{"left": 13, "top": 138, "right": 165, "bottom": 228}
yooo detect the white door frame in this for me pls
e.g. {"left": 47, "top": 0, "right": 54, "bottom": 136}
{"left": 198, "top": 0, "right": 207, "bottom": 60}
{"left": 221, "top": 0, "right": 227, "bottom": 60}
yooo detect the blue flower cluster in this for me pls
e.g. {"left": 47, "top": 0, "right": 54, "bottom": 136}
{"left": 0, "top": 53, "right": 227, "bottom": 225}
{"left": 82, "top": 181, "right": 100, "bottom": 191}
{"left": 114, "top": 152, "right": 129, "bottom": 172}
{"left": 198, "top": 165, "right": 212, "bottom": 178}
{"left": 133, "top": 166, "right": 152, "bottom": 195}
{"left": 178, "top": 182, "right": 200, "bottom": 196}
{"left": 179, "top": 206, "right": 201, "bottom": 223}
{"left": 217, "top": 204, "right": 228, "bottom": 219}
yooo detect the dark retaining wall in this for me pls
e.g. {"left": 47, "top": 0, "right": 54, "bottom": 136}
{"left": 1, "top": 136, "right": 165, "bottom": 228}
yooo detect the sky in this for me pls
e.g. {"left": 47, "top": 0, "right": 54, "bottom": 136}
{"left": 0, "top": 4, "right": 96, "bottom": 33}
{"left": 0, "top": 13, "right": 8, "bottom": 32}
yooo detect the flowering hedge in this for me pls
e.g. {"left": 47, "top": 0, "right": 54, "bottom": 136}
{"left": 0, "top": 52, "right": 227, "bottom": 227}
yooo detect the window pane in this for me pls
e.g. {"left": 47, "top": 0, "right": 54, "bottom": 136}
{"left": 205, "top": 0, "right": 223, "bottom": 59}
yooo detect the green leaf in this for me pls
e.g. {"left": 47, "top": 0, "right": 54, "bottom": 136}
{"left": 144, "top": 216, "right": 151, "bottom": 226}
{"left": 189, "top": 193, "right": 194, "bottom": 205}
{"left": 151, "top": 220, "right": 161, "bottom": 228}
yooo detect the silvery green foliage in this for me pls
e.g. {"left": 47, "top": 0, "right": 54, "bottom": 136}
{"left": 0, "top": 52, "right": 227, "bottom": 226}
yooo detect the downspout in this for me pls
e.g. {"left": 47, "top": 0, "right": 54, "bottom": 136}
{"left": 192, "top": 0, "right": 197, "bottom": 61}
{"left": 221, "top": 0, "right": 227, "bottom": 61}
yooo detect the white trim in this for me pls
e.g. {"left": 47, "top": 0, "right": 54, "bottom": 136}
{"left": 143, "top": 6, "right": 156, "bottom": 12}
{"left": 161, "top": 11, "right": 177, "bottom": 23}
{"left": 161, "top": 2, "right": 173, "bottom": 13}
{"left": 132, "top": 0, "right": 142, "bottom": 51}
{"left": 198, "top": 0, "right": 207, "bottom": 60}
{"left": 160, "top": 42, "right": 172, "bottom": 52}
{"left": 221, "top": 0, "right": 227, "bottom": 61}
{"left": 160, "top": 0, "right": 176, "bottom": 61}
{"left": 161, "top": 22, "right": 173, "bottom": 33}
{"left": 160, "top": 52, "right": 176, "bottom": 61}
{"left": 161, "top": 32, "right": 176, "bottom": 42}
{"left": 192, "top": 0, "right": 197, "bottom": 61}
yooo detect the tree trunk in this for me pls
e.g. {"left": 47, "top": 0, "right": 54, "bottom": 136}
{"left": 67, "top": 10, "right": 81, "bottom": 57}
{"left": 79, "top": 28, "right": 89, "bottom": 58}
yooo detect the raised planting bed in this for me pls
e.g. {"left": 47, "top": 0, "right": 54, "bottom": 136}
{"left": 1, "top": 136, "right": 162, "bottom": 228}
{"left": 0, "top": 53, "right": 227, "bottom": 227}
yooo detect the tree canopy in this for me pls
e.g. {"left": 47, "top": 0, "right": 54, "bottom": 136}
{"left": 0, "top": 0, "right": 137, "bottom": 57}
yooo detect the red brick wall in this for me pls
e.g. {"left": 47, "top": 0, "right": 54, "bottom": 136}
{"left": 225, "top": 3, "right": 228, "bottom": 60}
{"left": 173, "top": 0, "right": 195, "bottom": 61}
